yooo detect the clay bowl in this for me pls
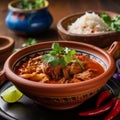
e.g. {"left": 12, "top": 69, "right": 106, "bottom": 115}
{"left": 0, "top": 36, "right": 15, "bottom": 63}
{"left": 57, "top": 11, "right": 120, "bottom": 48}
{"left": 1, "top": 41, "right": 120, "bottom": 110}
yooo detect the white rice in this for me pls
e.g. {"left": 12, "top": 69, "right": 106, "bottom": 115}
{"left": 68, "top": 12, "right": 108, "bottom": 34}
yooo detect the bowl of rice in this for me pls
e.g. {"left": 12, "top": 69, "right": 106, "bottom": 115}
{"left": 57, "top": 11, "right": 120, "bottom": 48}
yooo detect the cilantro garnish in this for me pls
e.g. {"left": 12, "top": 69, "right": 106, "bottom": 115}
{"left": 14, "top": 38, "right": 37, "bottom": 52}
{"left": 41, "top": 42, "right": 84, "bottom": 69}
{"left": 16, "top": 0, "right": 45, "bottom": 10}
{"left": 22, "top": 38, "right": 37, "bottom": 47}
{"left": 100, "top": 12, "right": 120, "bottom": 32}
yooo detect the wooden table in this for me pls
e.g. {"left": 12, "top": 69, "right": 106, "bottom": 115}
{"left": 0, "top": 0, "right": 120, "bottom": 119}
{"left": 0, "top": 0, "right": 120, "bottom": 48}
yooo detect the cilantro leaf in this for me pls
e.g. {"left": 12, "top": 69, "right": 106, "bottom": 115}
{"left": 17, "top": 0, "right": 45, "bottom": 10}
{"left": 14, "top": 38, "right": 37, "bottom": 52}
{"left": 41, "top": 54, "right": 59, "bottom": 66}
{"left": 100, "top": 12, "right": 112, "bottom": 25}
{"left": 51, "top": 42, "right": 64, "bottom": 54}
{"left": 41, "top": 42, "right": 84, "bottom": 70}
{"left": 110, "top": 16, "right": 120, "bottom": 32}
{"left": 100, "top": 12, "right": 120, "bottom": 32}
{"left": 22, "top": 38, "right": 37, "bottom": 47}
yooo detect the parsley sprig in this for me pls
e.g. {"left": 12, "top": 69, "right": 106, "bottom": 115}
{"left": 41, "top": 42, "right": 84, "bottom": 69}
{"left": 100, "top": 12, "right": 120, "bottom": 32}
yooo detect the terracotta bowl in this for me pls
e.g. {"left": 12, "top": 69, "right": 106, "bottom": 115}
{"left": 57, "top": 11, "right": 120, "bottom": 48}
{"left": 0, "top": 36, "right": 15, "bottom": 63}
{"left": 1, "top": 41, "right": 120, "bottom": 110}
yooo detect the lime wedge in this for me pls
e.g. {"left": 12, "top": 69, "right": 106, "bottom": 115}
{"left": 0, "top": 85, "right": 23, "bottom": 103}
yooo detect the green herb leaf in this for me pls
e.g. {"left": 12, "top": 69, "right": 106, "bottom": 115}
{"left": 41, "top": 42, "right": 84, "bottom": 69}
{"left": 41, "top": 54, "right": 59, "bottom": 66}
{"left": 110, "top": 16, "right": 120, "bottom": 32}
{"left": 17, "top": 0, "right": 45, "bottom": 10}
{"left": 14, "top": 38, "right": 37, "bottom": 53}
{"left": 14, "top": 48, "right": 21, "bottom": 52}
{"left": 35, "top": 0, "right": 45, "bottom": 8}
{"left": 100, "top": 12, "right": 112, "bottom": 25}
{"left": 51, "top": 42, "right": 64, "bottom": 54}
{"left": 22, "top": 38, "right": 37, "bottom": 47}
{"left": 100, "top": 12, "right": 120, "bottom": 32}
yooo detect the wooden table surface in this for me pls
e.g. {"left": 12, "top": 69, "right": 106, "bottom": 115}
{"left": 0, "top": 0, "right": 120, "bottom": 119}
{"left": 0, "top": 0, "right": 120, "bottom": 48}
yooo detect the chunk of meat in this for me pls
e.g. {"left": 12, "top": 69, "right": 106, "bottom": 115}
{"left": 58, "top": 77, "right": 66, "bottom": 84}
{"left": 46, "top": 65, "right": 63, "bottom": 80}
{"left": 62, "top": 66, "right": 70, "bottom": 80}
{"left": 69, "top": 78, "right": 81, "bottom": 83}
{"left": 70, "top": 62, "right": 83, "bottom": 74}
{"left": 74, "top": 69, "right": 97, "bottom": 80}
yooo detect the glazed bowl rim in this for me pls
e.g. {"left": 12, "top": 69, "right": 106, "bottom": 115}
{"left": 4, "top": 41, "right": 115, "bottom": 89}
{"left": 57, "top": 10, "right": 119, "bottom": 37}
{"left": 8, "top": 0, "right": 49, "bottom": 13}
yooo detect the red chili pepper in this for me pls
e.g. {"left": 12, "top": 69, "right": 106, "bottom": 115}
{"left": 96, "top": 90, "right": 111, "bottom": 108}
{"left": 79, "top": 97, "right": 116, "bottom": 116}
{"left": 104, "top": 98, "right": 120, "bottom": 120}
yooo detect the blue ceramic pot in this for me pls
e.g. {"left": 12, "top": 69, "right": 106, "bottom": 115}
{"left": 5, "top": 0, "right": 53, "bottom": 35}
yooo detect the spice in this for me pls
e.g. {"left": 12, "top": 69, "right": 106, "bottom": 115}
{"left": 96, "top": 90, "right": 111, "bottom": 107}
{"left": 79, "top": 97, "right": 116, "bottom": 116}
